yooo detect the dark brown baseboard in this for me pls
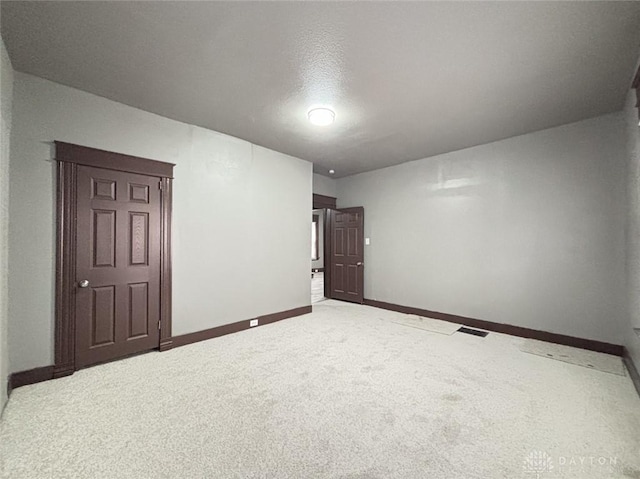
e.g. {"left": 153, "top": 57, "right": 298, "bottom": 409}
{"left": 53, "top": 364, "right": 74, "bottom": 379}
{"left": 8, "top": 306, "right": 311, "bottom": 394}
{"left": 8, "top": 365, "right": 55, "bottom": 395}
{"left": 623, "top": 347, "right": 640, "bottom": 399}
{"left": 171, "top": 305, "right": 312, "bottom": 348}
{"left": 363, "top": 299, "right": 624, "bottom": 357}
{"left": 159, "top": 339, "right": 173, "bottom": 352}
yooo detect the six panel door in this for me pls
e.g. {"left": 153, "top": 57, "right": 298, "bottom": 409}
{"left": 75, "top": 165, "right": 161, "bottom": 368}
{"left": 329, "top": 207, "right": 364, "bottom": 304}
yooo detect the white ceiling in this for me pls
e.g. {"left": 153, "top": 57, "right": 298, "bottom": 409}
{"left": 2, "top": 1, "right": 640, "bottom": 178}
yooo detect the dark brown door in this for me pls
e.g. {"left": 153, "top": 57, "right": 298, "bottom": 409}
{"left": 329, "top": 207, "right": 364, "bottom": 303}
{"left": 75, "top": 165, "right": 161, "bottom": 368}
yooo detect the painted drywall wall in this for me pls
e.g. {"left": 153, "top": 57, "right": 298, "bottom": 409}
{"left": 624, "top": 87, "right": 640, "bottom": 368}
{"left": 337, "top": 114, "right": 627, "bottom": 345}
{"left": 8, "top": 72, "right": 312, "bottom": 373}
{"left": 0, "top": 38, "right": 13, "bottom": 412}
{"left": 313, "top": 173, "right": 337, "bottom": 198}
{"left": 312, "top": 209, "right": 324, "bottom": 270}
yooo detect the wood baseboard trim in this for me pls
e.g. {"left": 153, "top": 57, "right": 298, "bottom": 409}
{"left": 171, "top": 305, "right": 312, "bottom": 349}
{"left": 363, "top": 299, "right": 624, "bottom": 357}
{"left": 623, "top": 348, "right": 640, "bottom": 398}
{"left": 8, "top": 306, "right": 312, "bottom": 393}
{"left": 53, "top": 364, "right": 74, "bottom": 379}
{"left": 9, "top": 365, "right": 55, "bottom": 393}
{"left": 159, "top": 339, "right": 173, "bottom": 352}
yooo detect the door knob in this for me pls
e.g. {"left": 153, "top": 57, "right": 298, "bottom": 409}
{"left": 356, "top": 262, "right": 364, "bottom": 266}
{"left": 78, "top": 279, "right": 90, "bottom": 288}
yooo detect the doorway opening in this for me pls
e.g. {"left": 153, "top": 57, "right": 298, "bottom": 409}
{"left": 311, "top": 193, "right": 335, "bottom": 304}
{"left": 311, "top": 209, "right": 325, "bottom": 303}
{"left": 311, "top": 193, "right": 365, "bottom": 305}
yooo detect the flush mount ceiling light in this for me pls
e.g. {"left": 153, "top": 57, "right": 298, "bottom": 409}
{"left": 308, "top": 108, "right": 335, "bottom": 126}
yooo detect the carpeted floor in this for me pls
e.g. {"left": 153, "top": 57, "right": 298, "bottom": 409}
{"left": 1, "top": 300, "right": 639, "bottom": 479}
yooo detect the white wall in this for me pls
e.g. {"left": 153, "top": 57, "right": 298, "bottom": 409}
{"left": 625, "top": 87, "right": 640, "bottom": 368}
{"left": 313, "top": 173, "right": 337, "bottom": 198}
{"left": 0, "top": 38, "right": 14, "bottom": 411}
{"left": 9, "top": 72, "right": 312, "bottom": 373}
{"left": 337, "top": 114, "right": 627, "bottom": 345}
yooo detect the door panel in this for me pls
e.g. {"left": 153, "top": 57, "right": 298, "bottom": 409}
{"left": 128, "top": 282, "right": 149, "bottom": 339}
{"left": 333, "top": 264, "right": 345, "bottom": 293}
{"left": 76, "top": 165, "right": 161, "bottom": 368}
{"left": 91, "top": 286, "right": 116, "bottom": 347}
{"left": 334, "top": 228, "right": 344, "bottom": 256}
{"left": 93, "top": 210, "right": 116, "bottom": 267}
{"left": 348, "top": 227, "right": 358, "bottom": 256}
{"left": 92, "top": 178, "right": 116, "bottom": 200}
{"left": 329, "top": 207, "right": 364, "bottom": 303}
{"left": 129, "top": 212, "right": 149, "bottom": 265}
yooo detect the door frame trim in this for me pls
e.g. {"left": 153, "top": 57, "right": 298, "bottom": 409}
{"left": 54, "top": 142, "right": 174, "bottom": 378}
{"left": 55, "top": 141, "right": 175, "bottom": 178}
{"left": 311, "top": 194, "right": 337, "bottom": 299}
{"left": 312, "top": 193, "right": 336, "bottom": 210}
{"left": 324, "top": 209, "right": 332, "bottom": 299}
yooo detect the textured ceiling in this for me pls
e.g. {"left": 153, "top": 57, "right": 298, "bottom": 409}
{"left": 2, "top": 1, "right": 640, "bottom": 178}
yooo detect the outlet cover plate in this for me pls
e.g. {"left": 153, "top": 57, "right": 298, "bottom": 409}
{"left": 250, "top": 319, "right": 258, "bottom": 327}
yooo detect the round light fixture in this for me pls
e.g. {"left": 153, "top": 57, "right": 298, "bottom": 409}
{"left": 308, "top": 108, "right": 335, "bottom": 126}
{"left": 329, "top": 169, "right": 335, "bottom": 175}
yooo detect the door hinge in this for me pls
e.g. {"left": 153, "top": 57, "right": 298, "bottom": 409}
{"left": 158, "top": 181, "right": 163, "bottom": 190}
{"left": 158, "top": 320, "right": 161, "bottom": 330}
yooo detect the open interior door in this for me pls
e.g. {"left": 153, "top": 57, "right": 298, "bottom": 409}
{"left": 328, "top": 207, "right": 364, "bottom": 304}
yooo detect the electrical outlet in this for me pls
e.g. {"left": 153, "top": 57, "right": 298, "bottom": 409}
{"left": 250, "top": 319, "right": 258, "bottom": 327}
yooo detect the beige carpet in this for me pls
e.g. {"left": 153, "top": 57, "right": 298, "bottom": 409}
{"left": 520, "top": 338, "right": 626, "bottom": 376}
{"left": 1, "top": 300, "right": 639, "bottom": 479}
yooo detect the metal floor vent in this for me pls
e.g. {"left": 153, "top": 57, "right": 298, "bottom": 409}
{"left": 457, "top": 327, "right": 489, "bottom": 338}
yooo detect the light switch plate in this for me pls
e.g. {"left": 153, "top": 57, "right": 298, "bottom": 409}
{"left": 365, "top": 238, "right": 370, "bottom": 245}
